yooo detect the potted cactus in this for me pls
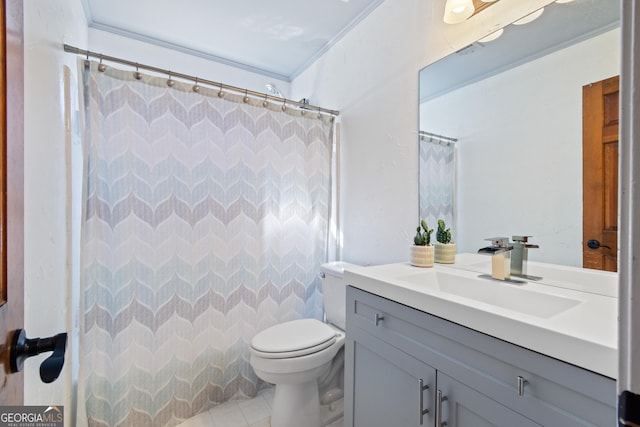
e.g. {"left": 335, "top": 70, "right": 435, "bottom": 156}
{"left": 435, "top": 219, "right": 456, "bottom": 264}
{"left": 411, "top": 219, "right": 435, "bottom": 267}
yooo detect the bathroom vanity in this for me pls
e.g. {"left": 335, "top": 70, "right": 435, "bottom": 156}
{"left": 342, "top": 259, "right": 617, "bottom": 426}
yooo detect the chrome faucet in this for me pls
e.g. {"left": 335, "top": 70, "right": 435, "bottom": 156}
{"left": 510, "top": 235, "right": 539, "bottom": 277}
{"left": 478, "top": 237, "right": 514, "bottom": 280}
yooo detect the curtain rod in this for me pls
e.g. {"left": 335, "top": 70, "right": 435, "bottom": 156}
{"left": 63, "top": 44, "right": 340, "bottom": 117}
{"left": 419, "top": 131, "right": 457, "bottom": 146}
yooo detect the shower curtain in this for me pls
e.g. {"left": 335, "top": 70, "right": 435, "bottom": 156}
{"left": 78, "top": 61, "right": 334, "bottom": 427}
{"left": 419, "top": 137, "right": 456, "bottom": 233}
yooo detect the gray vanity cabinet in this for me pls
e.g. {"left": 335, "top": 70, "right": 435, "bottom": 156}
{"left": 344, "top": 286, "right": 616, "bottom": 427}
{"left": 436, "top": 372, "right": 539, "bottom": 426}
{"left": 348, "top": 328, "right": 436, "bottom": 426}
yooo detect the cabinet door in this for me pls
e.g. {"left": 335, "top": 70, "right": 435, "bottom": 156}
{"left": 436, "top": 372, "right": 540, "bottom": 427}
{"left": 346, "top": 328, "right": 435, "bottom": 427}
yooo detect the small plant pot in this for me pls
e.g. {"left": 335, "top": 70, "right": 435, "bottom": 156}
{"left": 435, "top": 242, "right": 456, "bottom": 264}
{"left": 411, "top": 245, "right": 434, "bottom": 268}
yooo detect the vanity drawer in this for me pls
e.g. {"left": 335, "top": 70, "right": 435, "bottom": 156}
{"left": 346, "top": 286, "right": 616, "bottom": 426}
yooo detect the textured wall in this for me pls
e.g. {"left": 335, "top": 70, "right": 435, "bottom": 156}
{"left": 291, "top": 0, "right": 444, "bottom": 265}
{"left": 23, "top": 0, "right": 87, "bottom": 420}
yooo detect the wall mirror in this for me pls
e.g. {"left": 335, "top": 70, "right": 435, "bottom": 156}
{"left": 419, "top": 0, "right": 620, "bottom": 268}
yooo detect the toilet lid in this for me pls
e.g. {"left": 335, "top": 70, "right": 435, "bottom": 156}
{"left": 251, "top": 319, "right": 337, "bottom": 358}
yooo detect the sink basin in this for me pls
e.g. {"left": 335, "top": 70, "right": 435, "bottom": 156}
{"left": 398, "top": 271, "right": 582, "bottom": 318}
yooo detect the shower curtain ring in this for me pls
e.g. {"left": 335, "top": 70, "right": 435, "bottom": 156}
{"left": 243, "top": 90, "right": 250, "bottom": 104}
{"left": 281, "top": 100, "right": 287, "bottom": 112}
{"left": 167, "top": 72, "right": 175, "bottom": 87}
{"left": 98, "top": 56, "right": 106, "bottom": 72}
{"left": 317, "top": 107, "right": 322, "bottom": 119}
{"left": 193, "top": 77, "right": 200, "bottom": 93}
{"left": 84, "top": 52, "right": 90, "bottom": 69}
{"left": 218, "top": 83, "right": 225, "bottom": 98}
{"left": 134, "top": 64, "right": 142, "bottom": 80}
{"left": 263, "top": 95, "right": 269, "bottom": 108}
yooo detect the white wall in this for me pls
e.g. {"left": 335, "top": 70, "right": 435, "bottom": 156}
{"left": 291, "top": 0, "right": 428, "bottom": 265}
{"left": 290, "top": 0, "right": 501, "bottom": 265}
{"left": 23, "top": 0, "right": 88, "bottom": 421}
{"left": 88, "top": 29, "right": 292, "bottom": 99}
{"left": 421, "top": 28, "right": 620, "bottom": 266}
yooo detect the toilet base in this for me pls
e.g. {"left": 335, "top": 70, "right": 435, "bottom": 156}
{"left": 271, "top": 382, "right": 321, "bottom": 427}
{"left": 320, "top": 396, "right": 344, "bottom": 426}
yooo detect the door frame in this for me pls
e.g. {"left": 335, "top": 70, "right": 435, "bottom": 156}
{"left": 619, "top": 0, "right": 640, "bottom": 409}
{"left": 0, "top": 0, "right": 24, "bottom": 405}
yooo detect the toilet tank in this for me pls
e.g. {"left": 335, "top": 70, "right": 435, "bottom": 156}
{"left": 321, "top": 261, "right": 359, "bottom": 330}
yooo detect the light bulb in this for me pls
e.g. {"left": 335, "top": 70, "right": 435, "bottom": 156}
{"left": 443, "top": 0, "right": 475, "bottom": 24}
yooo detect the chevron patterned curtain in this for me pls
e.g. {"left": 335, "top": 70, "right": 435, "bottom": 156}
{"left": 419, "top": 138, "right": 455, "bottom": 234}
{"left": 78, "top": 62, "right": 333, "bottom": 427}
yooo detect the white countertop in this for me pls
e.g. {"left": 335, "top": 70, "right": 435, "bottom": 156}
{"left": 344, "top": 258, "right": 617, "bottom": 379}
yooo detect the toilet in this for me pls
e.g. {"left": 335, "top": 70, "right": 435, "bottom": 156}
{"left": 250, "top": 261, "right": 356, "bottom": 427}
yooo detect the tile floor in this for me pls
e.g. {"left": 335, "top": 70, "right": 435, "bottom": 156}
{"left": 176, "top": 388, "right": 344, "bottom": 427}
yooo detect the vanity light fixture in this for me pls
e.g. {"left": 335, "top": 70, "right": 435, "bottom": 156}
{"left": 443, "top": 0, "right": 475, "bottom": 24}
{"left": 478, "top": 28, "right": 504, "bottom": 43}
{"left": 512, "top": 7, "right": 544, "bottom": 25}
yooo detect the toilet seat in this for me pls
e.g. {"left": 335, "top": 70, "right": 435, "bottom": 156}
{"left": 251, "top": 319, "right": 337, "bottom": 359}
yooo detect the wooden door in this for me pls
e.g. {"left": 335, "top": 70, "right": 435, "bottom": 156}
{"left": 0, "top": 0, "right": 24, "bottom": 405}
{"left": 583, "top": 75, "right": 619, "bottom": 272}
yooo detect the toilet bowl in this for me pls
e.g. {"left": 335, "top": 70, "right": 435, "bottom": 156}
{"left": 249, "top": 261, "right": 357, "bottom": 427}
{"left": 251, "top": 319, "right": 345, "bottom": 427}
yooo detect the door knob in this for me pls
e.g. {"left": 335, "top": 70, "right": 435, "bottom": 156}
{"left": 587, "top": 239, "right": 611, "bottom": 250}
{"left": 9, "top": 329, "right": 68, "bottom": 383}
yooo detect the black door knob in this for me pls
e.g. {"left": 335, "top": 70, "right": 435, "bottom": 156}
{"left": 9, "top": 329, "right": 68, "bottom": 384}
{"left": 587, "top": 239, "right": 612, "bottom": 250}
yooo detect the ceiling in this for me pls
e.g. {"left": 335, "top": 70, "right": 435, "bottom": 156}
{"left": 81, "top": 0, "right": 385, "bottom": 82}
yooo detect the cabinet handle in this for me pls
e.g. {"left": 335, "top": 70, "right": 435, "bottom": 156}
{"left": 418, "top": 379, "right": 429, "bottom": 425}
{"left": 436, "top": 389, "right": 448, "bottom": 426}
{"left": 517, "top": 376, "right": 528, "bottom": 396}
{"left": 374, "top": 313, "right": 384, "bottom": 326}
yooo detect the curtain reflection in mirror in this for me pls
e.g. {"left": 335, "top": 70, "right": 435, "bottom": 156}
{"left": 419, "top": 131, "right": 456, "bottom": 239}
